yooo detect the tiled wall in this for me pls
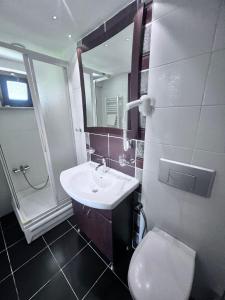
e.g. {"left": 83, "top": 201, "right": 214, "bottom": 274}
{"left": 85, "top": 132, "right": 144, "bottom": 183}
{"left": 142, "top": 0, "right": 225, "bottom": 299}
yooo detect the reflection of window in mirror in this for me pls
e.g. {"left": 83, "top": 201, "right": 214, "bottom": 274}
{"left": 82, "top": 23, "right": 134, "bottom": 129}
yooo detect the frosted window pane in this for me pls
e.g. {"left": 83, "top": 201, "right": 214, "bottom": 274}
{"left": 7, "top": 81, "right": 28, "bottom": 101}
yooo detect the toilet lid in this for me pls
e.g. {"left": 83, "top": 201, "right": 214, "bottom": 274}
{"left": 128, "top": 228, "right": 196, "bottom": 300}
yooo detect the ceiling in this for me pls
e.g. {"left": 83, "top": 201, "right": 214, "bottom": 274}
{"left": 0, "top": 0, "right": 133, "bottom": 61}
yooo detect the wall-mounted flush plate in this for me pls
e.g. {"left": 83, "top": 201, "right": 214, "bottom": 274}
{"left": 158, "top": 158, "right": 216, "bottom": 197}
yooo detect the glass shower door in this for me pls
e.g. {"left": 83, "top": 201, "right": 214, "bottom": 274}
{"left": 31, "top": 60, "right": 76, "bottom": 204}
{"left": 0, "top": 47, "right": 57, "bottom": 224}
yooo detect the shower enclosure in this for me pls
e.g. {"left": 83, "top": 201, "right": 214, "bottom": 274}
{"left": 0, "top": 43, "right": 76, "bottom": 242}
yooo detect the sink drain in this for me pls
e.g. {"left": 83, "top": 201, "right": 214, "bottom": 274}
{"left": 92, "top": 188, "right": 98, "bottom": 193}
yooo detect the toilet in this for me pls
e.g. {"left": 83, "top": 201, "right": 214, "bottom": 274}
{"left": 128, "top": 228, "right": 196, "bottom": 300}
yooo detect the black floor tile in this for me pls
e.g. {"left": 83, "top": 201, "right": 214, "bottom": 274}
{"left": 78, "top": 229, "right": 91, "bottom": 243}
{"left": 63, "top": 246, "right": 106, "bottom": 299}
{"left": 1, "top": 212, "right": 18, "bottom": 230}
{"left": 43, "top": 221, "right": 72, "bottom": 244}
{"left": 0, "top": 275, "right": 18, "bottom": 300}
{"left": 113, "top": 249, "right": 134, "bottom": 285}
{"left": 3, "top": 223, "right": 24, "bottom": 247}
{"left": 8, "top": 237, "right": 46, "bottom": 271}
{"left": 0, "top": 229, "right": 5, "bottom": 252}
{"left": 85, "top": 269, "right": 132, "bottom": 300}
{"left": 67, "top": 215, "right": 77, "bottom": 226}
{"left": 31, "top": 272, "right": 76, "bottom": 300}
{"left": 14, "top": 248, "right": 59, "bottom": 300}
{"left": 49, "top": 229, "right": 86, "bottom": 267}
{"left": 0, "top": 251, "right": 11, "bottom": 282}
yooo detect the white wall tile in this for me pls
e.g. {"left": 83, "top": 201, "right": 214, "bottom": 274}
{"left": 70, "top": 87, "right": 83, "bottom": 129}
{"left": 150, "top": 0, "right": 221, "bottom": 67}
{"left": 71, "top": 88, "right": 86, "bottom": 164}
{"left": 0, "top": 110, "right": 48, "bottom": 192}
{"left": 192, "top": 150, "right": 225, "bottom": 198}
{"left": 148, "top": 106, "right": 200, "bottom": 148}
{"left": 135, "top": 167, "right": 143, "bottom": 183}
{"left": 203, "top": 49, "right": 225, "bottom": 105}
{"left": 213, "top": 0, "right": 225, "bottom": 51}
{"left": 148, "top": 54, "right": 210, "bottom": 107}
{"left": 180, "top": 190, "right": 225, "bottom": 296}
{"left": 142, "top": 170, "right": 185, "bottom": 236}
{"left": 68, "top": 57, "right": 80, "bottom": 90}
{"left": 143, "top": 0, "right": 225, "bottom": 296}
{"left": 151, "top": 0, "right": 185, "bottom": 21}
{"left": 195, "top": 105, "right": 225, "bottom": 153}
{"left": 143, "top": 141, "right": 193, "bottom": 176}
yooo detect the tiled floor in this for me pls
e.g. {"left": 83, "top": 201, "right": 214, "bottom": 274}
{"left": 0, "top": 213, "right": 133, "bottom": 300}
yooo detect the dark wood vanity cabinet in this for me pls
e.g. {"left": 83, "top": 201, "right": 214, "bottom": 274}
{"left": 72, "top": 194, "right": 134, "bottom": 262}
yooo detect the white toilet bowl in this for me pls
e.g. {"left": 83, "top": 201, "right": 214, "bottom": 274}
{"left": 128, "top": 228, "right": 196, "bottom": 300}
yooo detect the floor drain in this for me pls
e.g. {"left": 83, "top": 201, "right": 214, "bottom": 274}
{"left": 92, "top": 189, "right": 98, "bottom": 193}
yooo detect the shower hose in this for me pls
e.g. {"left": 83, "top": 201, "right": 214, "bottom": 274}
{"left": 135, "top": 203, "right": 147, "bottom": 239}
{"left": 140, "top": 207, "right": 147, "bottom": 239}
{"left": 22, "top": 171, "right": 49, "bottom": 191}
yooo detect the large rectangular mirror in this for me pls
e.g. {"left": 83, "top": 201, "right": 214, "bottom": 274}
{"left": 77, "top": 1, "right": 144, "bottom": 138}
{"left": 82, "top": 23, "right": 133, "bottom": 129}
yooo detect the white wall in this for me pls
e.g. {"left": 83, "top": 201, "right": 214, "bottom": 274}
{"left": 0, "top": 57, "right": 25, "bottom": 72}
{"left": 142, "top": 0, "right": 225, "bottom": 299}
{"left": 84, "top": 73, "right": 94, "bottom": 127}
{"left": 0, "top": 160, "right": 12, "bottom": 217}
{"left": 0, "top": 109, "right": 48, "bottom": 193}
{"left": 68, "top": 57, "right": 86, "bottom": 165}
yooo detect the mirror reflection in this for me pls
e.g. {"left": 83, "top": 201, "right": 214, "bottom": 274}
{"left": 82, "top": 23, "right": 134, "bottom": 129}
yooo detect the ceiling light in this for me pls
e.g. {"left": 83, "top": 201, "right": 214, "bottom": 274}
{"left": 104, "top": 44, "right": 108, "bottom": 47}
{"left": 11, "top": 42, "right": 26, "bottom": 49}
{"left": 126, "top": 38, "right": 130, "bottom": 41}
{"left": 92, "top": 72, "right": 100, "bottom": 77}
{"left": 52, "top": 15, "right": 57, "bottom": 20}
{"left": 68, "top": 34, "right": 72, "bottom": 38}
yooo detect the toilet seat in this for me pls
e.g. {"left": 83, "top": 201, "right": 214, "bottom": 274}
{"left": 128, "top": 228, "right": 196, "bottom": 300}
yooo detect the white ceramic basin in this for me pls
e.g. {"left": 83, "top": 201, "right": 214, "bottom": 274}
{"left": 60, "top": 161, "right": 139, "bottom": 210}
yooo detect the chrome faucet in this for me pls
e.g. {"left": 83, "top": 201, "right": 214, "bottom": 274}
{"left": 95, "top": 157, "right": 107, "bottom": 172}
{"left": 12, "top": 165, "right": 30, "bottom": 174}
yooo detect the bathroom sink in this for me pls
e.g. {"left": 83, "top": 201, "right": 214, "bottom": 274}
{"left": 60, "top": 161, "right": 139, "bottom": 210}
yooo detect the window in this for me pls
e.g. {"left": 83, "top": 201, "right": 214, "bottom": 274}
{"left": 0, "top": 74, "right": 33, "bottom": 107}
{"left": 7, "top": 81, "right": 28, "bottom": 101}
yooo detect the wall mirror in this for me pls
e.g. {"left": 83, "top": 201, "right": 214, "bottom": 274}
{"left": 82, "top": 23, "right": 133, "bottom": 129}
{"left": 77, "top": 1, "right": 144, "bottom": 138}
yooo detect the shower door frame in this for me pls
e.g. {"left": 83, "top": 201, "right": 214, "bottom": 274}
{"left": 24, "top": 55, "right": 77, "bottom": 205}
{"left": 0, "top": 41, "right": 77, "bottom": 214}
{"left": 23, "top": 54, "right": 58, "bottom": 204}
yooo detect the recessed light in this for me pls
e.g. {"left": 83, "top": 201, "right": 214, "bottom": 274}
{"left": 68, "top": 34, "right": 72, "bottom": 38}
{"left": 52, "top": 15, "right": 57, "bottom": 20}
{"left": 126, "top": 38, "right": 130, "bottom": 41}
{"left": 104, "top": 44, "right": 108, "bottom": 47}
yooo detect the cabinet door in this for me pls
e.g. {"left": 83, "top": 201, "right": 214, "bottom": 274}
{"left": 72, "top": 201, "right": 113, "bottom": 261}
{"left": 86, "top": 209, "right": 113, "bottom": 261}
{"left": 72, "top": 201, "right": 86, "bottom": 229}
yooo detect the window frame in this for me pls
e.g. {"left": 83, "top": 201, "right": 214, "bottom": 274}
{"left": 0, "top": 74, "right": 33, "bottom": 107}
